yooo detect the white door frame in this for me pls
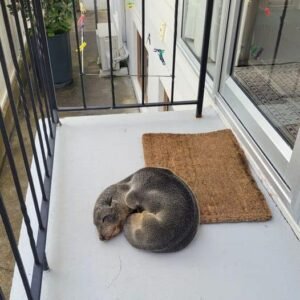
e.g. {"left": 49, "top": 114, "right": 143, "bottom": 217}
{"left": 287, "top": 131, "right": 300, "bottom": 225}
{"left": 216, "top": 0, "right": 300, "bottom": 232}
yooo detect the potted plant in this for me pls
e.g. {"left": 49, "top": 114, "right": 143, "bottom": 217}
{"left": 43, "top": 0, "right": 73, "bottom": 87}
{"left": 7, "top": 0, "right": 73, "bottom": 87}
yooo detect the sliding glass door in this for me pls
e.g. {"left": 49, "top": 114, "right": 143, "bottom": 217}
{"left": 233, "top": 0, "right": 300, "bottom": 147}
{"left": 219, "top": 0, "right": 300, "bottom": 213}
{"left": 220, "top": 0, "right": 300, "bottom": 173}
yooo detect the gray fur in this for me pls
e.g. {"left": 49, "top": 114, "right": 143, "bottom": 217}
{"left": 93, "top": 167, "right": 199, "bottom": 253}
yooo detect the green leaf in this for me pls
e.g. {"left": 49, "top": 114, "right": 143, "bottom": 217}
{"left": 43, "top": 0, "right": 73, "bottom": 34}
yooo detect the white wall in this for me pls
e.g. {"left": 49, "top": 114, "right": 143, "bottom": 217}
{"left": 82, "top": 0, "right": 107, "bottom": 10}
{"left": 124, "top": 0, "right": 201, "bottom": 108}
{"left": 111, "top": 0, "right": 126, "bottom": 43}
{"left": 0, "top": 7, "right": 24, "bottom": 109}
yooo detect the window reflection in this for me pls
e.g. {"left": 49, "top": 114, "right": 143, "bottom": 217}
{"left": 233, "top": 0, "right": 300, "bottom": 146}
{"left": 182, "top": 0, "right": 223, "bottom": 78}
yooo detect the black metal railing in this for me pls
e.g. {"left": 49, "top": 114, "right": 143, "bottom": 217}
{"left": 0, "top": 0, "right": 214, "bottom": 299}
{"left": 0, "top": 0, "right": 59, "bottom": 298}
{"left": 62, "top": 0, "right": 214, "bottom": 117}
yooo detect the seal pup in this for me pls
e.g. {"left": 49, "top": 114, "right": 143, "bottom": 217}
{"left": 94, "top": 167, "right": 199, "bottom": 252}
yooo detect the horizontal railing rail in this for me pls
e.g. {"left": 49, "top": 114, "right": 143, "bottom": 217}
{"left": 61, "top": 0, "right": 214, "bottom": 117}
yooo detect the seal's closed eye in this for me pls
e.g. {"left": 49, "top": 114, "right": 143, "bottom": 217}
{"left": 102, "top": 214, "right": 116, "bottom": 223}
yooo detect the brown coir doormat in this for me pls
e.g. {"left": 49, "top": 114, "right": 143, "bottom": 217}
{"left": 142, "top": 130, "right": 272, "bottom": 224}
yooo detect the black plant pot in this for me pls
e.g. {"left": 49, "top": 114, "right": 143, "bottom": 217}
{"left": 48, "top": 32, "right": 73, "bottom": 88}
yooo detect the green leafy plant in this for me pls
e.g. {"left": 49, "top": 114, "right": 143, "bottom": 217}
{"left": 7, "top": 0, "right": 73, "bottom": 37}
{"left": 43, "top": 0, "right": 73, "bottom": 37}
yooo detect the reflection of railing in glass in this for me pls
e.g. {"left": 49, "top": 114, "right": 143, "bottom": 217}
{"left": 182, "top": 0, "right": 223, "bottom": 78}
{"left": 233, "top": 0, "right": 300, "bottom": 146}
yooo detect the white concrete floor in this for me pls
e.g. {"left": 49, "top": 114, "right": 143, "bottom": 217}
{"left": 11, "top": 108, "right": 300, "bottom": 300}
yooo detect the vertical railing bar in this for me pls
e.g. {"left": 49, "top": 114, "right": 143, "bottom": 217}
{"left": 71, "top": 0, "right": 87, "bottom": 109}
{"left": 31, "top": 0, "right": 60, "bottom": 125}
{"left": 106, "top": 0, "right": 116, "bottom": 107}
{"left": 0, "top": 4, "right": 50, "bottom": 197}
{"left": 35, "top": 31, "right": 57, "bottom": 127}
{"left": 0, "top": 38, "right": 45, "bottom": 229}
{"left": 1, "top": 1, "right": 48, "bottom": 173}
{"left": 196, "top": 0, "right": 214, "bottom": 118}
{"left": 141, "top": 0, "right": 145, "bottom": 105}
{"left": 24, "top": 0, "right": 55, "bottom": 138}
{"left": 18, "top": 0, "right": 52, "bottom": 157}
{"left": 0, "top": 194, "right": 34, "bottom": 300}
{"left": 7, "top": 1, "right": 51, "bottom": 170}
{"left": 94, "top": 0, "right": 98, "bottom": 29}
{"left": 0, "top": 62, "right": 40, "bottom": 267}
{"left": 35, "top": 37, "right": 57, "bottom": 128}
{"left": 36, "top": 36, "right": 56, "bottom": 136}
{"left": 170, "top": 0, "right": 179, "bottom": 104}
{"left": 25, "top": 0, "right": 55, "bottom": 135}
{"left": 80, "top": 13, "right": 85, "bottom": 75}
{"left": 21, "top": 0, "right": 53, "bottom": 138}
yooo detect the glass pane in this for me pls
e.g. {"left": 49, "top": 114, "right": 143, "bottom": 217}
{"left": 182, "top": 0, "right": 224, "bottom": 78}
{"left": 232, "top": 0, "right": 300, "bottom": 147}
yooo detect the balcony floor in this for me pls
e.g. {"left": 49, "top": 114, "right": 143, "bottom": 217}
{"left": 11, "top": 108, "right": 300, "bottom": 300}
